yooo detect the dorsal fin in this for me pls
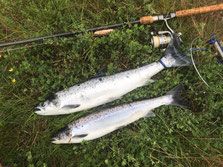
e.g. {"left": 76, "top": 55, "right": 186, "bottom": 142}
{"left": 90, "top": 71, "right": 106, "bottom": 79}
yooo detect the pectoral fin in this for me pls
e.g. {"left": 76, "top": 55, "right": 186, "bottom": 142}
{"left": 109, "top": 96, "right": 120, "bottom": 101}
{"left": 72, "top": 134, "right": 88, "bottom": 138}
{"left": 62, "top": 104, "right": 80, "bottom": 109}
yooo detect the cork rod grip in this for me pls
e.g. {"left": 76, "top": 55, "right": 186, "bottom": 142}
{"left": 94, "top": 29, "right": 114, "bottom": 35}
{"left": 140, "top": 16, "right": 154, "bottom": 24}
{"left": 176, "top": 3, "right": 223, "bottom": 17}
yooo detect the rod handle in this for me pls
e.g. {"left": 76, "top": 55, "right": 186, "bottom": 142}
{"left": 140, "top": 16, "right": 154, "bottom": 24}
{"left": 94, "top": 29, "right": 114, "bottom": 35}
{"left": 176, "top": 3, "right": 223, "bottom": 17}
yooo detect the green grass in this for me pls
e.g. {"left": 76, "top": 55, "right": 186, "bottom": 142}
{"left": 1, "top": 0, "right": 223, "bottom": 166}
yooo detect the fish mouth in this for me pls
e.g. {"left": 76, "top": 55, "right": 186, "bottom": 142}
{"left": 51, "top": 137, "right": 60, "bottom": 144}
{"left": 51, "top": 137, "right": 72, "bottom": 144}
{"left": 34, "top": 107, "right": 44, "bottom": 115}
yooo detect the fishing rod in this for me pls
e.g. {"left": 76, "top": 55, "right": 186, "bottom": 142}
{"left": 0, "top": 3, "right": 223, "bottom": 48}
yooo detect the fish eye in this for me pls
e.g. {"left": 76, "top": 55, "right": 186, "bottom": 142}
{"left": 40, "top": 102, "right": 46, "bottom": 107}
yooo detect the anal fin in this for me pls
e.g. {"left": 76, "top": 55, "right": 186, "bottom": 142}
{"left": 142, "top": 79, "right": 155, "bottom": 86}
{"left": 147, "top": 79, "right": 155, "bottom": 83}
{"left": 144, "top": 111, "right": 155, "bottom": 118}
{"left": 115, "top": 125, "right": 126, "bottom": 130}
{"left": 90, "top": 71, "right": 106, "bottom": 79}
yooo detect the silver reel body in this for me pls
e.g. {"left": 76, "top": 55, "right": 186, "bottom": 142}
{"left": 150, "top": 18, "right": 182, "bottom": 48}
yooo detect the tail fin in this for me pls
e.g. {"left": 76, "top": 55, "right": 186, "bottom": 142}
{"left": 160, "top": 34, "right": 192, "bottom": 68}
{"left": 166, "top": 84, "right": 190, "bottom": 109}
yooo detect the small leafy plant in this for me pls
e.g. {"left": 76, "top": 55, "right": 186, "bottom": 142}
{"left": 0, "top": 0, "right": 223, "bottom": 166}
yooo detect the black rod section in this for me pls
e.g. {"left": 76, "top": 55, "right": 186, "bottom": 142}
{"left": 0, "top": 20, "right": 140, "bottom": 48}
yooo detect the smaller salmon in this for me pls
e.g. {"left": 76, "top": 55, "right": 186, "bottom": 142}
{"left": 52, "top": 84, "right": 189, "bottom": 144}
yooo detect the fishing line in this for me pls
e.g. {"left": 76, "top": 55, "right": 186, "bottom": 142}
{"left": 183, "top": 48, "right": 208, "bottom": 55}
{"left": 190, "top": 36, "right": 210, "bottom": 88}
{"left": 216, "top": 58, "right": 223, "bottom": 66}
{"left": 159, "top": 59, "right": 167, "bottom": 68}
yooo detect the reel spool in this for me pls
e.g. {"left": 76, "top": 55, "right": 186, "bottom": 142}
{"left": 151, "top": 31, "right": 172, "bottom": 48}
{"left": 150, "top": 18, "right": 182, "bottom": 48}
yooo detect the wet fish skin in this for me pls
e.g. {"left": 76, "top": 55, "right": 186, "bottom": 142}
{"left": 52, "top": 84, "right": 189, "bottom": 144}
{"left": 35, "top": 35, "right": 191, "bottom": 116}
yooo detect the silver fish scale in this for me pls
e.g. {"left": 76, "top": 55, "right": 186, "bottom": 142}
{"left": 69, "top": 103, "right": 134, "bottom": 128}
{"left": 68, "top": 99, "right": 150, "bottom": 129}
{"left": 58, "top": 69, "right": 138, "bottom": 98}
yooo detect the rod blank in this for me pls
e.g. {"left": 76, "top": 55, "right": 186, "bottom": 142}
{"left": 0, "top": 20, "right": 140, "bottom": 48}
{"left": 0, "top": 3, "right": 223, "bottom": 48}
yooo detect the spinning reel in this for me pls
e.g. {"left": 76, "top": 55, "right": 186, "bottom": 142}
{"left": 150, "top": 19, "right": 182, "bottom": 48}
